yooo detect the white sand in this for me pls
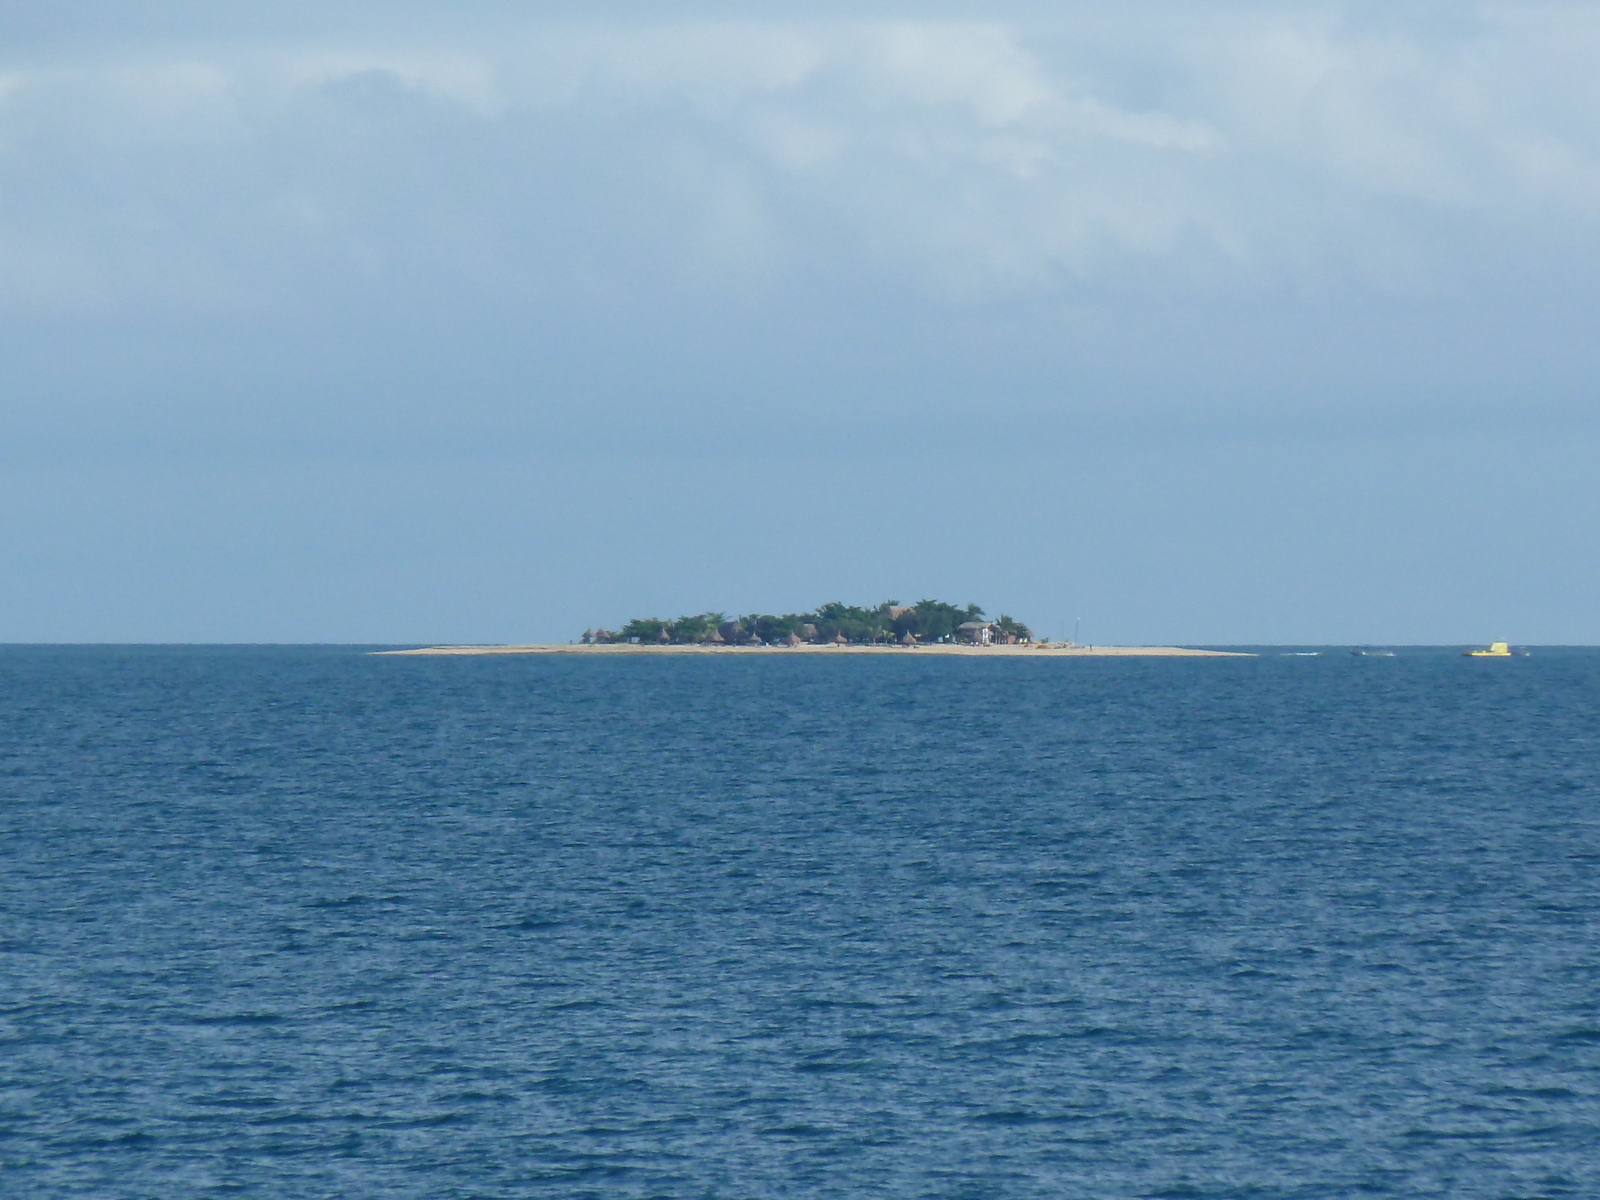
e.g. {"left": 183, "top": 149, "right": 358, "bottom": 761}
{"left": 374, "top": 643, "right": 1250, "bottom": 657}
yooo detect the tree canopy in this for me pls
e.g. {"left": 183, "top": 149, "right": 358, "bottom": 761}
{"left": 588, "top": 601, "right": 1031, "bottom": 645}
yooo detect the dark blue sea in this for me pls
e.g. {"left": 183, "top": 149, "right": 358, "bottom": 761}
{"left": 3, "top": 646, "right": 1598, "bottom": 1198}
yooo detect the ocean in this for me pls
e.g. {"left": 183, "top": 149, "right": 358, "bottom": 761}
{"left": 2, "top": 646, "right": 1597, "bottom": 1198}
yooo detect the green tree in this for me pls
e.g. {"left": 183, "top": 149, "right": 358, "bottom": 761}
{"left": 668, "top": 612, "right": 722, "bottom": 643}
{"left": 599, "top": 598, "right": 1025, "bottom": 647}
{"left": 811, "top": 601, "right": 890, "bottom": 643}
{"left": 615, "top": 618, "right": 665, "bottom": 643}
{"left": 894, "top": 599, "right": 979, "bottom": 643}
{"left": 994, "top": 614, "right": 1032, "bottom": 641}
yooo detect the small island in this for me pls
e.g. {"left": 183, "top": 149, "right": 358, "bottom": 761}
{"left": 377, "top": 599, "right": 1251, "bottom": 657}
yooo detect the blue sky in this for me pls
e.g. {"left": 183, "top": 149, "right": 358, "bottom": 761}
{"left": 2, "top": 1, "right": 1597, "bottom": 643}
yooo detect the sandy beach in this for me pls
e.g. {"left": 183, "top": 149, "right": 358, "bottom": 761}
{"left": 375, "top": 643, "right": 1250, "bottom": 657}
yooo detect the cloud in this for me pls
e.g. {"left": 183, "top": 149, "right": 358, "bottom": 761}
{"left": 2, "top": 12, "right": 1596, "bottom": 299}
{"left": 1, "top": 5, "right": 1598, "bottom": 449}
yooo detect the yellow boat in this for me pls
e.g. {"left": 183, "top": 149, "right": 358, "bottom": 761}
{"left": 1465, "top": 641, "right": 1513, "bottom": 657}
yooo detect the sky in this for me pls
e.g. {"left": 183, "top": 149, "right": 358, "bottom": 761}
{"left": 2, "top": 0, "right": 1597, "bottom": 644}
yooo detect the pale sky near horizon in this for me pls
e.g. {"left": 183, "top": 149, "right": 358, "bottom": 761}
{"left": 2, "top": 1, "right": 1597, "bottom": 644}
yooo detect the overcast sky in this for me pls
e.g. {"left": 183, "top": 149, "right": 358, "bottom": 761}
{"left": 2, "top": 1, "right": 1597, "bottom": 643}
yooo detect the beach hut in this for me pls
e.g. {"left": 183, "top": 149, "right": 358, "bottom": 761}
{"left": 900, "top": 632, "right": 917, "bottom": 646}
{"left": 833, "top": 632, "right": 848, "bottom": 645}
{"left": 784, "top": 631, "right": 804, "bottom": 647}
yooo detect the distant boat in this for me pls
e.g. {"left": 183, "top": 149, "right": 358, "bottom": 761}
{"left": 1465, "top": 641, "right": 1513, "bottom": 657}
{"left": 1282, "top": 651, "right": 1320, "bottom": 656}
{"left": 1351, "top": 648, "right": 1396, "bottom": 657}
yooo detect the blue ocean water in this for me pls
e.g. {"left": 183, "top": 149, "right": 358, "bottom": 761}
{"left": 2, "top": 647, "right": 1598, "bottom": 1199}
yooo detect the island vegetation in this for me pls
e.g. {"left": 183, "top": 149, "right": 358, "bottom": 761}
{"left": 583, "top": 600, "right": 1033, "bottom": 646}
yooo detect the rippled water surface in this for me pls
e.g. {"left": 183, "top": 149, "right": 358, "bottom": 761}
{"left": 3, "top": 646, "right": 1599, "bottom": 1198}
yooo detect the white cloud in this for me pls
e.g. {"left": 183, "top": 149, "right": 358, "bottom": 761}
{"left": 278, "top": 49, "right": 502, "bottom": 114}
{"left": 1208, "top": 14, "right": 1600, "bottom": 208}
{"left": 0, "top": 8, "right": 1597, "bottom": 314}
